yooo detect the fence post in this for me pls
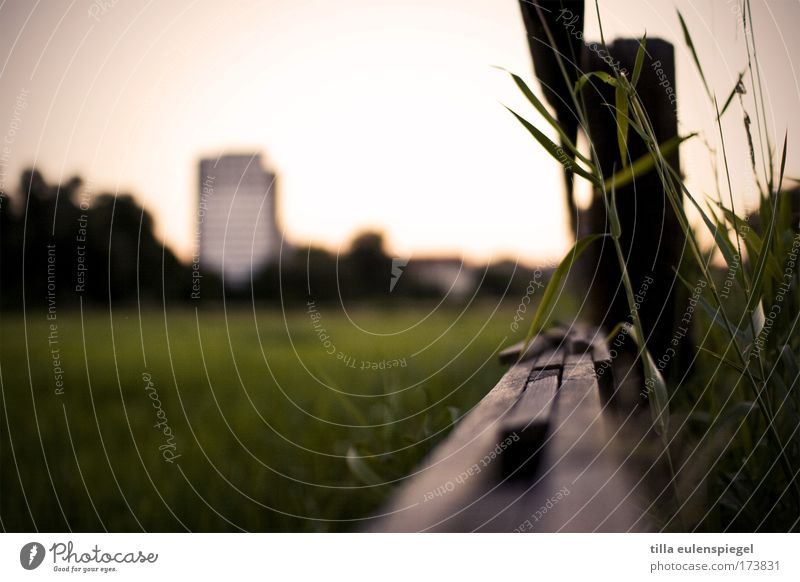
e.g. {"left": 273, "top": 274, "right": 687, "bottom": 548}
{"left": 518, "top": 1, "right": 688, "bottom": 372}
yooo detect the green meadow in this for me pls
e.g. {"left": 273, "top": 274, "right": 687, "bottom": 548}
{"left": 1, "top": 301, "right": 539, "bottom": 532}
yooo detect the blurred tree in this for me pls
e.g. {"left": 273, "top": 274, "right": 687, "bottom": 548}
{"left": 345, "top": 231, "right": 392, "bottom": 299}
{"left": 0, "top": 169, "right": 187, "bottom": 310}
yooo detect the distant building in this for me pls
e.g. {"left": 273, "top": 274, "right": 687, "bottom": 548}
{"left": 197, "top": 153, "right": 280, "bottom": 287}
{"left": 404, "top": 258, "right": 477, "bottom": 299}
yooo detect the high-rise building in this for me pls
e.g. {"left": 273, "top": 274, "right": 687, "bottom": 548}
{"left": 197, "top": 153, "right": 279, "bottom": 287}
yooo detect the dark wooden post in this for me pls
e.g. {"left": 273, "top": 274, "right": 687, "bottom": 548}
{"left": 518, "top": 0, "right": 585, "bottom": 234}
{"left": 519, "top": 1, "right": 688, "bottom": 372}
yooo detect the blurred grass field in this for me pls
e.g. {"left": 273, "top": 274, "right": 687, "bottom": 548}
{"left": 0, "top": 301, "right": 550, "bottom": 532}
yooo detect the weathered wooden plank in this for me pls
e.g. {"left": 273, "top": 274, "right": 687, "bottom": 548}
{"left": 498, "top": 324, "right": 590, "bottom": 365}
{"left": 366, "top": 359, "right": 536, "bottom": 532}
{"left": 525, "top": 356, "right": 645, "bottom": 532}
{"left": 500, "top": 370, "right": 558, "bottom": 480}
{"left": 498, "top": 335, "right": 553, "bottom": 365}
{"left": 367, "top": 329, "right": 650, "bottom": 532}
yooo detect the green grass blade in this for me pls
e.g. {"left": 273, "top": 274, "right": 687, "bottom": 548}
{"left": 626, "top": 323, "right": 669, "bottom": 436}
{"left": 677, "top": 10, "right": 713, "bottom": 102}
{"left": 747, "top": 133, "right": 788, "bottom": 313}
{"left": 604, "top": 321, "right": 628, "bottom": 343}
{"left": 705, "top": 200, "right": 735, "bottom": 251}
{"left": 777, "top": 130, "right": 788, "bottom": 194}
{"left": 673, "top": 265, "right": 752, "bottom": 349}
{"left": 603, "top": 134, "right": 694, "bottom": 191}
{"left": 717, "top": 71, "right": 746, "bottom": 120}
{"left": 609, "top": 173, "right": 622, "bottom": 238}
{"left": 715, "top": 201, "right": 782, "bottom": 280}
{"left": 698, "top": 347, "right": 762, "bottom": 381}
{"left": 498, "top": 68, "right": 593, "bottom": 166}
{"left": 615, "top": 85, "right": 630, "bottom": 167}
{"left": 574, "top": 71, "right": 617, "bottom": 94}
{"left": 632, "top": 33, "right": 648, "bottom": 88}
{"left": 750, "top": 300, "right": 765, "bottom": 339}
{"left": 505, "top": 106, "right": 599, "bottom": 186}
{"left": 674, "top": 175, "right": 742, "bottom": 274}
{"left": 706, "top": 200, "right": 743, "bottom": 273}
{"left": 522, "top": 234, "right": 607, "bottom": 350}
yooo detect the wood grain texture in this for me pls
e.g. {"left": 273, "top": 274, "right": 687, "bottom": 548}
{"left": 367, "top": 328, "right": 651, "bottom": 532}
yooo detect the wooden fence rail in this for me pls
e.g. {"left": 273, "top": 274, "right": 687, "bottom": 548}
{"left": 368, "top": 325, "right": 655, "bottom": 532}
{"left": 368, "top": 3, "right": 683, "bottom": 532}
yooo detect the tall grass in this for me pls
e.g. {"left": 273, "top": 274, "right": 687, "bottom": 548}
{"left": 508, "top": 0, "right": 798, "bottom": 531}
{"left": 0, "top": 307, "right": 513, "bottom": 531}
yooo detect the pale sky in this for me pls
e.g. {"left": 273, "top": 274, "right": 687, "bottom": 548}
{"left": 1, "top": 0, "right": 798, "bottom": 265}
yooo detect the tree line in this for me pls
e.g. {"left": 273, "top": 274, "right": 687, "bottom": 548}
{"left": 0, "top": 169, "right": 539, "bottom": 311}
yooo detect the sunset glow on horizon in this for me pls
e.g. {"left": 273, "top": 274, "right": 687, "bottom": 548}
{"left": 1, "top": 0, "right": 799, "bottom": 266}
